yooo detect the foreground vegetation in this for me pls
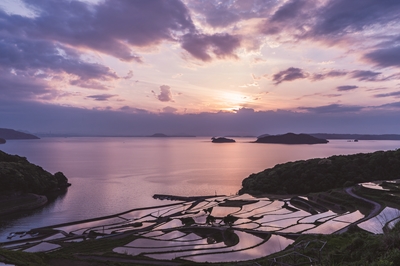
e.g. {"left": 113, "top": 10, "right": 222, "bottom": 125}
{"left": 240, "top": 149, "right": 400, "bottom": 195}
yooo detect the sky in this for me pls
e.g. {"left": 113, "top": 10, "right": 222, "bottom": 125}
{"left": 1, "top": 0, "right": 400, "bottom": 136}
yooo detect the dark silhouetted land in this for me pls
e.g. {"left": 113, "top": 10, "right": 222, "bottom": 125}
{"left": 255, "top": 133, "right": 328, "bottom": 144}
{"left": 0, "top": 128, "right": 39, "bottom": 140}
{"left": 211, "top": 137, "right": 236, "bottom": 143}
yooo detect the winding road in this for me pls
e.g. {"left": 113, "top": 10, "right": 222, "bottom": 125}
{"left": 335, "top": 186, "right": 382, "bottom": 234}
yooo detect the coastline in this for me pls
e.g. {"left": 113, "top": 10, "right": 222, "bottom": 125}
{"left": 0, "top": 193, "right": 48, "bottom": 216}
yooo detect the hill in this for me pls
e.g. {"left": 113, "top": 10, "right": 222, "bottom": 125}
{"left": 239, "top": 149, "right": 400, "bottom": 195}
{"left": 0, "top": 128, "right": 39, "bottom": 139}
{"left": 310, "top": 133, "right": 400, "bottom": 140}
{"left": 255, "top": 133, "right": 328, "bottom": 144}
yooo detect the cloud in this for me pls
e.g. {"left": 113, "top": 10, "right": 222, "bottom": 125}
{"left": 336, "top": 85, "right": 358, "bottom": 91}
{"left": 272, "top": 67, "right": 308, "bottom": 85}
{"left": 2, "top": 99, "right": 400, "bottom": 136}
{"left": 312, "top": 0, "right": 400, "bottom": 38}
{"left": 153, "top": 85, "right": 174, "bottom": 102}
{"left": 87, "top": 94, "right": 117, "bottom": 101}
{"left": 374, "top": 91, "right": 400, "bottom": 98}
{"left": 181, "top": 33, "right": 241, "bottom": 61}
{"left": 162, "top": 106, "right": 178, "bottom": 113}
{"left": 364, "top": 46, "right": 400, "bottom": 68}
{"left": 350, "top": 70, "right": 382, "bottom": 81}
{"left": 312, "top": 70, "right": 348, "bottom": 81}
{"left": 4, "top": 0, "right": 196, "bottom": 62}
{"left": 299, "top": 104, "right": 363, "bottom": 113}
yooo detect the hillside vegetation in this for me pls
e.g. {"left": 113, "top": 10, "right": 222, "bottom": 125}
{"left": 240, "top": 149, "right": 400, "bottom": 195}
{"left": 0, "top": 150, "right": 69, "bottom": 195}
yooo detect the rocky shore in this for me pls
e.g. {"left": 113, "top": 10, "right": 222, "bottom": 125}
{"left": 0, "top": 150, "right": 70, "bottom": 215}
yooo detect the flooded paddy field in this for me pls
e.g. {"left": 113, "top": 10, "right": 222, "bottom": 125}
{"left": 2, "top": 180, "right": 400, "bottom": 264}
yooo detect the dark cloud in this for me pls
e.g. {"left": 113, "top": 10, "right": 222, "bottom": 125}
{"left": 152, "top": 85, "right": 174, "bottom": 102}
{"left": 350, "top": 70, "right": 382, "bottom": 81}
{"left": 272, "top": 67, "right": 308, "bottom": 85}
{"left": 181, "top": 33, "right": 241, "bottom": 61}
{"left": 0, "top": 37, "right": 118, "bottom": 81}
{"left": 364, "top": 46, "right": 400, "bottom": 68}
{"left": 162, "top": 106, "right": 178, "bottom": 113}
{"left": 10, "top": 0, "right": 195, "bottom": 62}
{"left": 0, "top": 71, "right": 50, "bottom": 100}
{"left": 87, "top": 94, "right": 117, "bottom": 101}
{"left": 374, "top": 91, "right": 400, "bottom": 98}
{"left": 312, "top": 70, "right": 347, "bottom": 81}
{"left": 312, "top": 0, "right": 400, "bottom": 37}
{"left": 270, "top": 0, "right": 307, "bottom": 22}
{"left": 378, "top": 101, "right": 400, "bottom": 109}
{"left": 1, "top": 99, "right": 399, "bottom": 136}
{"left": 299, "top": 104, "right": 363, "bottom": 113}
{"left": 119, "top": 106, "right": 149, "bottom": 113}
{"left": 337, "top": 85, "right": 358, "bottom": 91}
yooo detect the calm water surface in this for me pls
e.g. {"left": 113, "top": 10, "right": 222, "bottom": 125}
{"left": 0, "top": 137, "right": 399, "bottom": 240}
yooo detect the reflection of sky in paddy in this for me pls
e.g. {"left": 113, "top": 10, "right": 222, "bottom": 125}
{"left": 183, "top": 234, "right": 293, "bottom": 263}
{"left": 298, "top": 211, "right": 337, "bottom": 224}
{"left": 361, "top": 182, "right": 388, "bottom": 191}
{"left": 55, "top": 217, "right": 125, "bottom": 233}
{"left": 152, "top": 219, "right": 183, "bottom": 230}
{"left": 234, "top": 201, "right": 271, "bottom": 216}
{"left": 233, "top": 222, "right": 260, "bottom": 230}
{"left": 230, "top": 194, "right": 258, "bottom": 201}
{"left": 358, "top": 207, "right": 400, "bottom": 234}
{"left": 333, "top": 211, "right": 364, "bottom": 223}
{"left": 210, "top": 206, "right": 241, "bottom": 217}
{"left": 304, "top": 220, "right": 348, "bottom": 234}
{"left": 388, "top": 217, "right": 400, "bottom": 230}
{"left": 261, "top": 217, "right": 302, "bottom": 228}
{"left": 278, "top": 223, "right": 316, "bottom": 233}
{"left": 151, "top": 230, "right": 186, "bottom": 240}
{"left": 142, "top": 231, "right": 265, "bottom": 261}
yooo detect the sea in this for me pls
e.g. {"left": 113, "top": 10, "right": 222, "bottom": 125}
{"left": 0, "top": 137, "right": 399, "bottom": 241}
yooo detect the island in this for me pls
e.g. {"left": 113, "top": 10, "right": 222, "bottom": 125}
{"left": 0, "top": 150, "right": 70, "bottom": 215}
{"left": 239, "top": 148, "right": 400, "bottom": 195}
{"left": 0, "top": 128, "right": 39, "bottom": 139}
{"left": 211, "top": 137, "right": 236, "bottom": 143}
{"left": 0, "top": 138, "right": 5, "bottom": 144}
{"left": 255, "top": 133, "right": 328, "bottom": 144}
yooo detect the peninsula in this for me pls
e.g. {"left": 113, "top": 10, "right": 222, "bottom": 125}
{"left": 0, "top": 150, "right": 70, "bottom": 215}
{"left": 255, "top": 133, "right": 328, "bottom": 144}
{"left": 0, "top": 128, "right": 39, "bottom": 140}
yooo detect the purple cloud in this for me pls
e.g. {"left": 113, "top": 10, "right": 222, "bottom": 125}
{"left": 299, "top": 104, "right": 363, "bottom": 113}
{"left": 152, "top": 85, "right": 174, "bottom": 102}
{"left": 8, "top": 0, "right": 195, "bottom": 62}
{"left": 337, "top": 85, "right": 358, "bottom": 91}
{"left": 374, "top": 91, "right": 400, "bottom": 98}
{"left": 181, "top": 33, "right": 241, "bottom": 61}
{"left": 364, "top": 46, "right": 400, "bottom": 68}
{"left": 87, "top": 94, "right": 117, "bottom": 101}
{"left": 273, "top": 67, "right": 308, "bottom": 85}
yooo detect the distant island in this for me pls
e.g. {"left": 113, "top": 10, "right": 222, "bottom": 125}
{"left": 148, "top": 133, "right": 196, "bottom": 137}
{"left": 239, "top": 148, "right": 400, "bottom": 195}
{"left": 211, "top": 137, "right": 236, "bottom": 143}
{"left": 255, "top": 133, "right": 328, "bottom": 144}
{"left": 0, "top": 128, "right": 39, "bottom": 140}
{"left": 0, "top": 138, "right": 5, "bottom": 144}
{"left": 309, "top": 133, "right": 400, "bottom": 140}
{"left": 0, "top": 150, "right": 70, "bottom": 215}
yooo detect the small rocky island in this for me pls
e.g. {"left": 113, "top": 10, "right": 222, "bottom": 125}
{"left": 0, "top": 150, "right": 70, "bottom": 215}
{"left": 0, "top": 138, "right": 5, "bottom": 144}
{"left": 211, "top": 137, "right": 236, "bottom": 143}
{"left": 255, "top": 133, "right": 328, "bottom": 144}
